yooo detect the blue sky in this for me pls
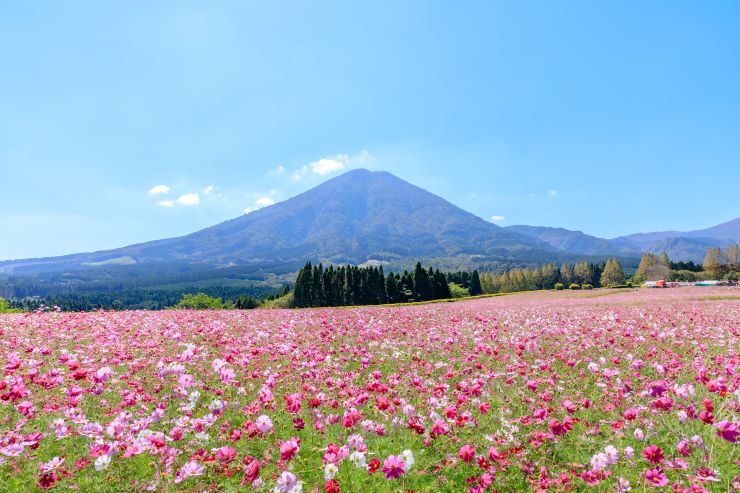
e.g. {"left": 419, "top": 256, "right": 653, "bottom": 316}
{"left": 2, "top": 1, "right": 739, "bottom": 260}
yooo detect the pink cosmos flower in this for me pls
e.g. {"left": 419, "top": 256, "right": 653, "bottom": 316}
{"left": 174, "top": 461, "right": 204, "bottom": 483}
{"left": 643, "top": 444, "right": 664, "bottom": 464}
{"left": 459, "top": 444, "right": 475, "bottom": 462}
{"left": 280, "top": 437, "right": 300, "bottom": 461}
{"left": 275, "top": 471, "right": 297, "bottom": 492}
{"left": 382, "top": 455, "right": 406, "bottom": 480}
{"left": 645, "top": 468, "right": 668, "bottom": 487}
{"left": 714, "top": 420, "right": 738, "bottom": 443}
{"left": 213, "top": 445, "right": 236, "bottom": 464}
{"left": 255, "top": 414, "right": 273, "bottom": 433}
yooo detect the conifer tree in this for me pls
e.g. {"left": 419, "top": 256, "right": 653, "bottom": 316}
{"left": 469, "top": 270, "right": 482, "bottom": 295}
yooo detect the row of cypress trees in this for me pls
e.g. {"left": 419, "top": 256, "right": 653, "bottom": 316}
{"left": 293, "top": 261, "right": 482, "bottom": 308}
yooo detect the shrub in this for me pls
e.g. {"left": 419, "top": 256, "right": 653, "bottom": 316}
{"left": 448, "top": 283, "right": 470, "bottom": 299}
{"left": 569, "top": 283, "right": 581, "bottom": 290}
{"left": 262, "top": 292, "right": 294, "bottom": 309}
{"left": 554, "top": 283, "right": 564, "bottom": 290}
{"left": 581, "top": 283, "right": 593, "bottom": 290}
{"left": 173, "top": 293, "right": 224, "bottom": 310}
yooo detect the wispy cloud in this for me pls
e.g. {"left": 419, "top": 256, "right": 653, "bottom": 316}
{"left": 203, "top": 185, "right": 214, "bottom": 194}
{"left": 177, "top": 193, "right": 200, "bottom": 206}
{"left": 548, "top": 189, "right": 558, "bottom": 198}
{"left": 490, "top": 215, "right": 506, "bottom": 222}
{"left": 157, "top": 200, "right": 174, "bottom": 207}
{"left": 149, "top": 184, "right": 170, "bottom": 195}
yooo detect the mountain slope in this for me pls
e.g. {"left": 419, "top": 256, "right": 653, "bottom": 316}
{"left": 1, "top": 169, "right": 558, "bottom": 274}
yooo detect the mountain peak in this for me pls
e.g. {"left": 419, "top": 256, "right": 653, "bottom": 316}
{"left": 2, "top": 169, "right": 555, "bottom": 273}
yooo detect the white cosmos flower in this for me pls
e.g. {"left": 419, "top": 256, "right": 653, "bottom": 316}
{"left": 349, "top": 450, "right": 366, "bottom": 468}
{"left": 400, "top": 449, "right": 414, "bottom": 471}
{"left": 324, "top": 463, "right": 338, "bottom": 480}
{"left": 94, "top": 454, "right": 111, "bottom": 472}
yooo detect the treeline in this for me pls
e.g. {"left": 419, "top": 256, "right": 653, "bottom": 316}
{"left": 480, "top": 260, "right": 627, "bottom": 293}
{"left": 293, "top": 262, "right": 483, "bottom": 308}
{"left": 7, "top": 285, "right": 284, "bottom": 312}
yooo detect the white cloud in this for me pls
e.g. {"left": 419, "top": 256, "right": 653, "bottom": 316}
{"left": 203, "top": 185, "right": 214, "bottom": 194}
{"left": 310, "top": 157, "right": 345, "bottom": 175}
{"left": 548, "top": 189, "right": 558, "bottom": 198}
{"left": 255, "top": 197, "right": 275, "bottom": 207}
{"left": 490, "top": 215, "right": 506, "bottom": 222}
{"left": 292, "top": 151, "right": 372, "bottom": 180}
{"left": 177, "top": 193, "right": 200, "bottom": 206}
{"left": 276, "top": 165, "right": 286, "bottom": 173}
{"left": 243, "top": 196, "right": 277, "bottom": 214}
{"left": 157, "top": 200, "right": 174, "bottom": 207}
{"left": 149, "top": 185, "right": 170, "bottom": 195}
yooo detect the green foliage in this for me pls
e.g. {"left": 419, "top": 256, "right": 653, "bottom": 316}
{"left": 569, "top": 283, "right": 581, "bottom": 290}
{"left": 261, "top": 292, "right": 294, "bottom": 308}
{"left": 554, "top": 283, "right": 564, "bottom": 290}
{"left": 448, "top": 283, "right": 470, "bottom": 298}
{"left": 0, "top": 297, "right": 19, "bottom": 313}
{"left": 173, "top": 293, "right": 224, "bottom": 310}
{"left": 668, "top": 260, "right": 702, "bottom": 272}
{"left": 581, "top": 283, "right": 593, "bottom": 290}
{"left": 668, "top": 270, "right": 697, "bottom": 282}
{"left": 234, "top": 295, "right": 260, "bottom": 309}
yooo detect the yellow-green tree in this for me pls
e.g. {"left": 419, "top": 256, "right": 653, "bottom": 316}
{"left": 600, "top": 258, "right": 625, "bottom": 287}
{"left": 703, "top": 247, "right": 724, "bottom": 279}
{"left": 634, "top": 252, "right": 670, "bottom": 282}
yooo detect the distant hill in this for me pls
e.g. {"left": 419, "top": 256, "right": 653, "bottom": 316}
{"left": 1, "top": 169, "right": 566, "bottom": 278}
{"left": 506, "top": 225, "right": 638, "bottom": 257}
{"left": 508, "top": 218, "right": 739, "bottom": 263}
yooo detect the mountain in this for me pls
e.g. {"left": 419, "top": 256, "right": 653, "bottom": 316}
{"left": 508, "top": 217, "right": 740, "bottom": 263}
{"left": 1, "top": 169, "right": 565, "bottom": 277}
{"left": 506, "top": 225, "right": 638, "bottom": 257}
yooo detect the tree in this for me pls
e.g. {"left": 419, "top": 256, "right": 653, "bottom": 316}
{"left": 725, "top": 244, "right": 740, "bottom": 271}
{"left": 634, "top": 253, "right": 670, "bottom": 282}
{"left": 469, "top": 270, "right": 482, "bottom": 295}
{"left": 386, "top": 273, "right": 400, "bottom": 303}
{"left": 573, "top": 262, "right": 594, "bottom": 286}
{"left": 600, "top": 258, "right": 625, "bottom": 287}
{"left": 703, "top": 247, "right": 724, "bottom": 279}
{"left": 413, "top": 262, "right": 433, "bottom": 301}
{"left": 559, "top": 263, "right": 575, "bottom": 285}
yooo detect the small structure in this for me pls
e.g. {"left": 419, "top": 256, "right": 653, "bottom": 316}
{"left": 695, "top": 281, "right": 719, "bottom": 287}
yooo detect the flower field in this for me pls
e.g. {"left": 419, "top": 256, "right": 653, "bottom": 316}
{"left": 1, "top": 288, "right": 738, "bottom": 492}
